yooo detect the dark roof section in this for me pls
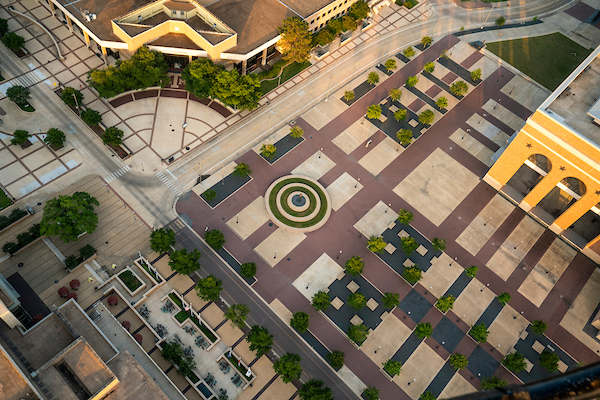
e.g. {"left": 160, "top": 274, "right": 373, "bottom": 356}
{"left": 279, "top": 0, "right": 335, "bottom": 18}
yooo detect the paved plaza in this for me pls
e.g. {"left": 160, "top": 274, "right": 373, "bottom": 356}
{"left": 177, "top": 34, "right": 600, "bottom": 399}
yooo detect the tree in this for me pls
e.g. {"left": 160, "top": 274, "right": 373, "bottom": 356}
{"left": 341, "top": 15, "right": 358, "bottom": 32}
{"left": 383, "top": 359, "right": 402, "bottom": 376}
{"left": 424, "top": 62, "right": 435, "bottom": 73}
{"left": 274, "top": 353, "right": 302, "bottom": 383}
{"left": 81, "top": 108, "right": 102, "bottom": 126}
{"left": 349, "top": 0, "right": 370, "bottom": 20}
{"left": 247, "top": 325, "right": 273, "bottom": 357}
{"left": 44, "top": 128, "right": 66, "bottom": 148}
{"left": 6, "top": 85, "right": 30, "bottom": 106}
{"left": 2, "top": 32, "right": 25, "bottom": 51}
{"left": 397, "top": 209, "right": 413, "bottom": 224}
{"left": 327, "top": 351, "right": 345, "bottom": 369}
{"left": 195, "top": 275, "right": 222, "bottom": 302}
{"left": 406, "top": 76, "right": 419, "bottom": 87}
{"left": 240, "top": 262, "right": 257, "bottom": 279}
{"left": 403, "top": 265, "right": 422, "bottom": 285}
{"left": 367, "top": 72, "right": 380, "bottom": 86}
{"left": 150, "top": 227, "right": 175, "bottom": 254}
{"left": 449, "top": 353, "right": 468, "bottom": 370}
{"left": 503, "top": 352, "right": 526, "bottom": 372}
{"left": 435, "top": 96, "right": 448, "bottom": 109}
{"left": 362, "top": 386, "right": 380, "bottom": 400}
{"left": 419, "top": 110, "right": 435, "bottom": 125}
{"left": 366, "top": 104, "right": 382, "bottom": 119}
{"left": 531, "top": 320, "right": 548, "bottom": 335}
{"left": 496, "top": 16, "right": 506, "bottom": 27}
{"left": 415, "top": 322, "right": 433, "bottom": 339}
{"left": 278, "top": 17, "right": 312, "bottom": 63}
{"left": 121, "top": 46, "right": 169, "bottom": 91}
{"left": 87, "top": 65, "right": 126, "bottom": 98}
{"left": 498, "top": 292, "right": 511, "bottom": 306}
{"left": 299, "top": 379, "right": 333, "bottom": 400}
{"left": 471, "top": 68, "right": 482, "bottom": 82}
{"left": 401, "top": 236, "right": 419, "bottom": 254}
{"left": 394, "top": 109, "right": 407, "bottom": 122}
{"left": 345, "top": 256, "right": 364, "bottom": 276}
{"left": 225, "top": 304, "right": 250, "bottom": 328}
{"left": 233, "top": 162, "right": 252, "bottom": 177}
{"left": 161, "top": 341, "right": 184, "bottom": 364}
{"left": 103, "top": 126, "right": 124, "bottom": 146}
{"left": 40, "top": 192, "right": 99, "bottom": 242}
{"left": 0, "top": 18, "right": 8, "bottom": 37}
{"left": 61, "top": 87, "right": 84, "bottom": 109}
{"left": 436, "top": 294, "right": 455, "bottom": 313}
{"left": 11, "top": 130, "right": 30, "bottom": 146}
{"left": 344, "top": 90, "right": 355, "bottom": 101}
{"left": 389, "top": 88, "right": 402, "bottom": 102}
{"left": 469, "top": 323, "right": 489, "bottom": 343}
{"left": 450, "top": 81, "right": 469, "bottom": 96}
{"left": 397, "top": 129, "right": 413, "bottom": 148}
{"left": 367, "top": 236, "right": 386, "bottom": 253}
{"left": 205, "top": 229, "right": 225, "bottom": 250}
{"left": 311, "top": 291, "right": 330, "bottom": 311}
{"left": 210, "top": 70, "right": 261, "bottom": 110}
{"left": 261, "top": 143, "right": 277, "bottom": 159}
{"left": 421, "top": 36, "right": 433, "bottom": 48}
{"left": 289, "top": 126, "right": 304, "bottom": 139}
{"left": 181, "top": 59, "right": 223, "bottom": 99}
{"left": 168, "top": 248, "right": 201, "bottom": 275}
{"left": 420, "top": 391, "right": 436, "bottom": 400}
{"left": 384, "top": 58, "right": 397, "bottom": 72}
{"left": 480, "top": 376, "right": 507, "bottom": 390}
{"left": 204, "top": 189, "right": 216, "bottom": 201}
{"left": 539, "top": 351, "right": 559, "bottom": 372}
{"left": 403, "top": 47, "right": 415, "bottom": 58}
{"left": 313, "top": 28, "right": 335, "bottom": 47}
{"left": 432, "top": 237, "right": 446, "bottom": 251}
{"left": 291, "top": 311, "right": 310, "bottom": 332}
{"left": 348, "top": 292, "right": 366, "bottom": 310}
{"left": 348, "top": 324, "right": 369, "bottom": 344}
{"left": 440, "top": 50, "right": 448, "bottom": 59}
{"left": 459, "top": 264, "right": 477, "bottom": 278}
{"left": 326, "top": 18, "right": 343, "bottom": 36}
{"left": 382, "top": 292, "right": 399, "bottom": 308}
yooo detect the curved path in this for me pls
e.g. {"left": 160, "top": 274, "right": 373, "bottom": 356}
{"left": 7, "top": 5, "right": 65, "bottom": 60}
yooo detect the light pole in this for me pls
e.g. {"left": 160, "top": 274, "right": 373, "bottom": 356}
{"left": 482, "top": 6, "right": 495, "bottom": 29}
{"left": 355, "top": 178, "right": 360, "bottom": 189}
{"left": 306, "top": 280, "right": 311, "bottom": 289}
{"left": 319, "top": 148, "right": 323, "bottom": 159}
{"left": 72, "top": 92, "right": 80, "bottom": 115}
{"left": 337, "top": 250, "right": 342, "bottom": 259}
{"left": 236, "top": 213, "right": 239, "bottom": 224}
{"left": 141, "top": 162, "right": 144, "bottom": 171}
{"left": 484, "top": 216, "right": 492, "bottom": 226}
{"left": 274, "top": 250, "right": 277, "bottom": 259}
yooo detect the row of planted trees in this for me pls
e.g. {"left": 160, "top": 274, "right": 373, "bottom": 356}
{"left": 149, "top": 227, "right": 338, "bottom": 399}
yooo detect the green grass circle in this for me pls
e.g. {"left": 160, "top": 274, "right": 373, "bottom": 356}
{"left": 279, "top": 186, "right": 317, "bottom": 217}
{"left": 268, "top": 178, "right": 328, "bottom": 228}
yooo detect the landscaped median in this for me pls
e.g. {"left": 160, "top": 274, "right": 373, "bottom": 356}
{"left": 264, "top": 175, "right": 331, "bottom": 232}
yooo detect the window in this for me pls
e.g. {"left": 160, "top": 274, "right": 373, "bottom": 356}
{"left": 180, "top": 10, "right": 184, "bottom": 16}
{"left": 334, "top": 5, "right": 337, "bottom": 10}
{"left": 172, "top": 10, "right": 176, "bottom": 15}
{"left": 328, "top": 9, "right": 331, "bottom": 14}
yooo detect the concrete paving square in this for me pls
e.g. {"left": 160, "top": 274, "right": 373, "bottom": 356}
{"left": 301, "top": 87, "right": 351, "bottom": 131}
{"left": 362, "top": 313, "right": 411, "bottom": 366}
{"left": 254, "top": 228, "right": 306, "bottom": 267}
{"left": 326, "top": 172, "right": 362, "bottom": 211}
{"left": 456, "top": 194, "right": 515, "bottom": 256}
{"left": 19, "top": 146, "right": 55, "bottom": 171}
{"left": 292, "top": 253, "right": 343, "bottom": 300}
{"left": 0, "top": 148, "right": 15, "bottom": 169}
{"left": 358, "top": 136, "right": 402, "bottom": 176}
{"left": 487, "top": 305, "right": 529, "bottom": 356}
{"left": 258, "top": 375, "right": 297, "bottom": 400}
{"left": 438, "top": 373, "right": 476, "bottom": 399}
{"left": 350, "top": 314, "right": 364, "bottom": 325}
{"left": 332, "top": 297, "right": 344, "bottom": 310}
{"left": 518, "top": 238, "right": 577, "bottom": 307}
{"left": 450, "top": 128, "right": 495, "bottom": 167}
{"left": 291, "top": 150, "right": 336, "bottom": 180}
{"left": 453, "top": 279, "right": 496, "bottom": 327}
{"left": 466, "top": 113, "right": 510, "bottom": 147}
{"left": 420, "top": 254, "right": 464, "bottom": 298}
{"left": 393, "top": 148, "right": 480, "bottom": 226}
{"left": 226, "top": 196, "right": 270, "bottom": 241}
{"left": 482, "top": 99, "right": 526, "bottom": 132}
{"left": 353, "top": 201, "right": 398, "bottom": 237}
{"left": 486, "top": 216, "right": 545, "bottom": 281}
{"left": 532, "top": 340, "right": 545, "bottom": 354}
{"left": 395, "top": 342, "right": 446, "bottom": 398}
{"left": 347, "top": 281, "right": 360, "bottom": 293}
{"left": 0, "top": 162, "right": 27, "bottom": 185}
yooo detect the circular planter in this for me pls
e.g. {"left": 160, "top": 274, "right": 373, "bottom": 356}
{"left": 264, "top": 175, "right": 331, "bottom": 233}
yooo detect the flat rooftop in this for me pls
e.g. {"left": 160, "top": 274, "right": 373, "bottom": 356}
{"left": 105, "top": 351, "right": 170, "bottom": 400}
{"left": 279, "top": 0, "right": 335, "bottom": 18}
{"left": 546, "top": 56, "right": 600, "bottom": 146}
{"left": 0, "top": 345, "right": 37, "bottom": 400}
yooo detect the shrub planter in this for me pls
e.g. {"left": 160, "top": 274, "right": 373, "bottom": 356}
{"left": 135, "top": 255, "right": 163, "bottom": 284}
{"left": 165, "top": 291, "right": 219, "bottom": 348}
{"left": 117, "top": 267, "right": 146, "bottom": 296}
{"left": 0, "top": 209, "right": 30, "bottom": 234}
{"left": 9, "top": 235, "right": 45, "bottom": 256}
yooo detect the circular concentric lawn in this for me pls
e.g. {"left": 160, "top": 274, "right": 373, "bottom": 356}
{"left": 265, "top": 175, "right": 331, "bottom": 232}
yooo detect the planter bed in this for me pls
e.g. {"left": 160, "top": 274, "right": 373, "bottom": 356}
{"left": 118, "top": 269, "right": 143, "bottom": 292}
{"left": 367, "top": 99, "right": 427, "bottom": 144}
{"left": 376, "top": 64, "right": 395, "bottom": 76}
{"left": 217, "top": 248, "right": 256, "bottom": 285}
{"left": 405, "top": 85, "right": 448, "bottom": 114}
{"left": 200, "top": 174, "right": 252, "bottom": 208}
{"left": 395, "top": 53, "right": 412, "bottom": 64}
{"left": 341, "top": 80, "right": 374, "bottom": 106}
{"left": 0, "top": 208, "right": 29, "bottom": 233}
{"left": 437, "top": 57, "right": 481, "bottom": 85}
{"left": 422, "top": 72, "right": 464, "bottom": 100}
{"left": 168, "top": 293, "right": 218, "bottom": 342}
{"left": 225, "top": 352, "right": 254, "bottom": 381}
{"left": 260, "top": 134, "right": 304, "bottom": 164}
{"left": 136, "top": 257, "right": 163, "bottom": 283}
{"left": 15, "top": 101, "right": 35, "bottom": 113}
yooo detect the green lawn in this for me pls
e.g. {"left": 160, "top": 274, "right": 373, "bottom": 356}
{"left": 260, "top": 61, "right": 311, "bottom": 95}
{"left": 0, "top": 189, "right": 13, "bottom": 210}
{"left": 486, "top": 33, "right": 593, "bottom": 91}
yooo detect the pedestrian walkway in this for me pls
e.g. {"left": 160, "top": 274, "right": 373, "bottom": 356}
{"left": 104, "top": 165, "right": 130, "bottom": 183}
{"left": 0, "top": 64, "right": 50, "bottom": 99}
{"left": 156, "top": 170, "right": 183, "bottom": 196}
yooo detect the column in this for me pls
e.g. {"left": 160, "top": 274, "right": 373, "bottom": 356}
{"left": 83, "top": 31, "right": 90, "bottom": 48}
{"left": 261, "top": 48, "right": 268, "bottom": 66}
{"left": 66, "top": 15, "right": 73, "bottom": 33}
{"left": 241, "top": 60, "right": 247, "bottom": 75}
{"left": 551, "top": 189, "right": 599, "bottom": 234}
{"left": 48, "top": 0, "right": 56, "bottom": 16}
{"left": 189, "top": 55, "right": 193, "bottom": 63}
{"left": 101, "top": 46, "right": 108, "bottom": 65}
{"left": 520, "top": 169, "right": 565, "bottom": 212}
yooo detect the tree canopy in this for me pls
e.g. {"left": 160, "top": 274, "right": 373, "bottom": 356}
{"left": 210, "top": 69, "right": 261, "bottom": 110}
{"left": 169, "top": 248, "right": 201, "bottom": 275}
{"left": 150, "top": 227, "right": 176, "bottom": 254}
{"left": 40, "top": 192, "right": 99, "bottom": 242}
{"left": 274, "top": 353, "right": 302, "bottom": 383}
{"left": 299, "top": 379, "right": 333, "bottom": 400}
{"left": 225, "top": 304, "right": 250, "bottom": 328}
{"left": 181, "top": 59, "right": 224, "bottom": 99}
{"left": 278, "top": 17, "right": 312, "bottom": 63}
{"left": 246, "top": 325, "right": 273, "bottom": 357}
{"left": 195, "top": 275, "right": 223, "bottom": 302}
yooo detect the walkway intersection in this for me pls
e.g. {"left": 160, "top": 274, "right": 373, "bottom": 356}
{"left": 177, "top": 34, "right": 600, "bottom": 399}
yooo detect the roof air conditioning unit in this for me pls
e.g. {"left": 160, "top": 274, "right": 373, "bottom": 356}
{"left": 91, "top": 14, "right": 96, "bottom": 20}
{"left": 84, "top": 14, "right": 91, "bottom": 22}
